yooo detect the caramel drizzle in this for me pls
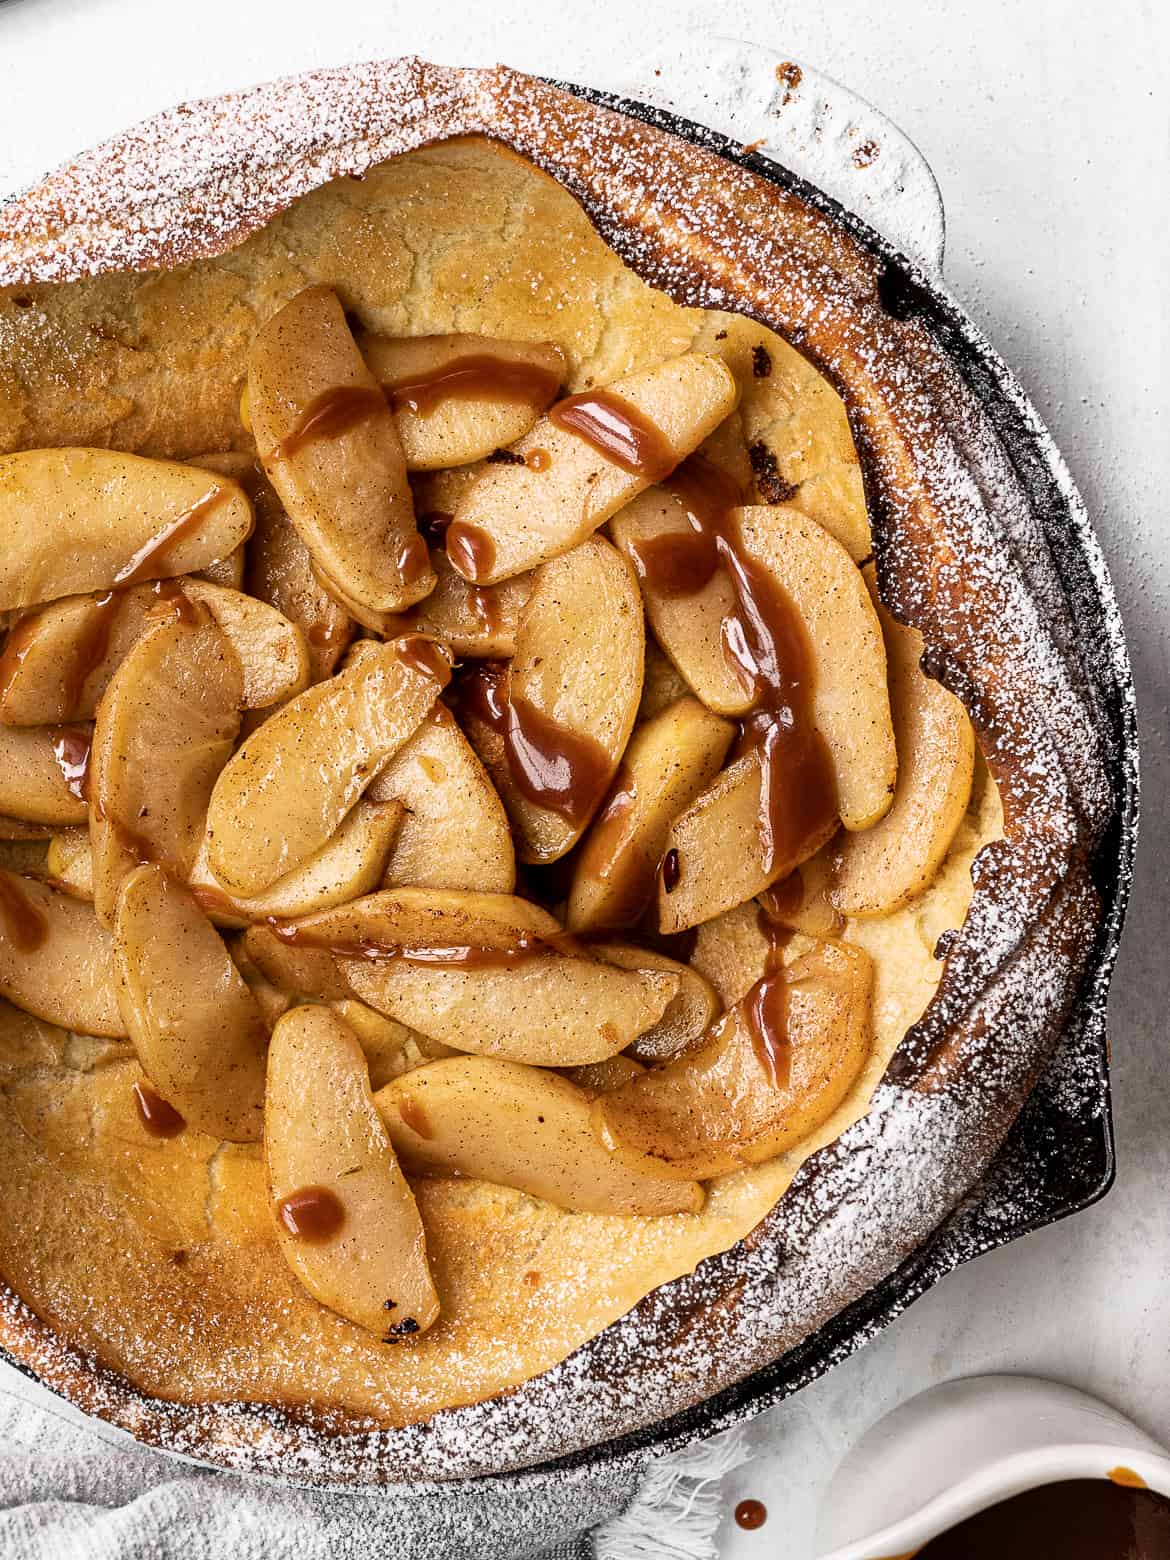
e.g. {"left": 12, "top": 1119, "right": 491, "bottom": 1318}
{"left": 0, "top": 870, "right": 48, "bottom": 951}
{"left": 445, "top": 520, "right": 496, "bottom": 584}
{"left": 574, "top": 764, "right": 652, "bottom": 929}
{"left": 645, "top": 453, "right": 839, "bottom": 880}
{"left": 275, "top": 1185, "right": 345, "bottom": 1242}
{"left": 382, "top": 353, "right": 562, "bottom": 418}
{"left": 273, "top": 385, "right": 386, "bottom": 461}
{"left": 457, "top": 661, "right": 613, "bottom": 828}
{"left": 548, "top": 388, "right": 677, "bottom": 480}
{"left": 745, "top": 903, "right": 795, "bottom": 1089}
{"left": 132, "top": 1080, "right": 186, "bottom": 1138}
{"left": 269, "top": 916, "right": 582, "bottom": 969}
{"left": 115, "top": 485, "right": 229, "bottom": 586}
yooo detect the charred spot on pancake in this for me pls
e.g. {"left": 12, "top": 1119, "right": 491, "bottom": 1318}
{"left": 384, "top": 1317, "right": 421, "bottom": 1342}
{"left": 751, "top": 345, "right": 772, "bottom": 379}
{"left": 748, "top": 442, "right": 798, "bottom": 505}
{"left": 486, "top": 447, "right": 526, "bottom": 466}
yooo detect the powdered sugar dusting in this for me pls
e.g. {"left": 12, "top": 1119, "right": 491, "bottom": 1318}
{"left": 0, "top": 61, "right": 1135, "bottom": 1491}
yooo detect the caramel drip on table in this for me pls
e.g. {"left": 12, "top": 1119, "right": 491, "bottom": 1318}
{"left": 638, "top": 453, "right": 839, "bottom": 881}
{"left": 50, "top": 727, "right": 92, "bottom": 802}
{"left": 275, "top": 1186, "right": 345, "bottom": 1243}
{"left": 132, "top": 1080, "right": 186, "bottom": 1138}
{"left": 548, "top": 388, "right": 678, "bottom": 480}
{"left": 274, "top": 386, "right": 386, "bottom": 461}
{"left": 733, "top": 1499, "right": 767, "bottom": 1531}
{"left": 0, "top": 870, "right": 48, "bottom": 951}
{"left": 458, "top": 662, "right": 613, "bottom": 827}
{"left": 114, "top": 485, "right": 229, "bottom": 586}
{"left": 382, "top": 353, "right": 563, "bottom": 417}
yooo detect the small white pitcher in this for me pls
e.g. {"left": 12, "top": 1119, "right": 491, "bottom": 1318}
{"left": 815, "top": 1375, "right": 1170, "bottom": 1559}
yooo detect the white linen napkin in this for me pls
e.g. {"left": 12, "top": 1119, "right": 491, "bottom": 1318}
{"left": 0, "top": 1362, "right": 749, "bottom": 1559}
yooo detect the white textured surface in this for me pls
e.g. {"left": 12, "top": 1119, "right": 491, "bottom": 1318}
{"left": 0, "top": 1, "right": 1165, "bottom": 1555}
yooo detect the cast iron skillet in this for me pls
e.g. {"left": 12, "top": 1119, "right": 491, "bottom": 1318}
{"left": 443, "top": 73, "right": 1138, "bottom": 1513}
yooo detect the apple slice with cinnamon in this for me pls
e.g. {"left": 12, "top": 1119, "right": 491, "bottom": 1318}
{"left": 0, "top": 449, "right": 253, "bottom": 611}
{"left": 113, "top": 864, "right": 268, "bottom": 1141}
{"left": 247, "top": 286, "right": 434, "bottom": 613}
{"left": 0, "top": 580, "right": 307, "bottom": 723}
{"left": 204, "top": 636, "right": 450, "bottom": 896}
{"left": 566, "top": 695, "right": 734, "bottom": 934}
{"left": 359, "top": 332, "right": 566, "bottom": 470}
{"left": 0, "top": 723, "right": 89, "bottom": 825}
{"left": 595, "top": 938, "right": 873, "bottom": 1180}
{"left": 0, "top": 869, "right": 126, "bottom": 1036}
{"left": 89, "top": 610, "right": 243, "bottom": 927}
{"left": 831, "top": 574, "right": 975, "bottom": 916}
{"left": 265, "top": 1004, "right": 439, "bottom": 1337}
{"left": 188, "top": 799, "right": 405, "bottom": 929}
{"left": 459, "top": 535, "right": 644, "bottom": 864}
{"left": 445, "top": 354, "right": 738, "bottom": 583}
{"left": 243, "top": 473, "right": 355, "bottom": 682}
{"left": 367, "top": 704, "right": 516, "bottom": 895}
{"left": 269, "top": 887, "right": 679, "bottom": 1067}
{"left": 377, "top": 1057, "right": 703, "bottom": 1216}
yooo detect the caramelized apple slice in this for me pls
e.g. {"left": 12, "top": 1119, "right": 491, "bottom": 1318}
{"left": 0, "top": 450, "right": 252, "bottom": 610}
{"left": 596, "top": 939, "right": 873, "bottom": 1179}
{"left": 359, "top": 333, "right": 566, "bottom": 470}
{"left": 593, "top": 942, "right": 721, "bottom": 1062}
{"left": 736, "top": 506, "right": 895, "bottom": 830}
{"left": 564, "top": 1054, "right": 647, "bottom": 1096}
{"left": 611, "top": 418, "right": 755, "bottom": 716}
{"left": 205, "top": 636, "right": 450, "bottom": 896}
{"left": 378, "top": 550, "right": 533, "bottom": 658}
{"left": 567, "top": 696, "right": 734, "bottom": 934}
{"left": 347, "top": 952, "right": 676, "bottom": 1068}
{"left": 690, "top": 901, "right": 773, "bottom": 1008}
{"left": 113, "top": 864, "right": 268, "bottom": 1140}
{"left": 248, "top": 286, "right": 434, "bottom": 613}
{"left": 447, "top": 354, "right": 738, "bottom": 583}
{"left": 462, "top": 536, "right": 644, "bottom": 864}
{"left": 0, "top": 580, "right": 307, "bottom": 723}
{"left": 758, "top": 853, "right": 846, "bottom": 940}
{"left": 378, "top": 1058, "right": 703, "bottom": 1215}
{"left": 89, "top": 612, "right": 242, "bottom": 926}
{"left": 0, "top": 723, "right": 88, "bottom": 824}
{"left": 329, "top": 998, "right": 455, "bottom": 1091}
{"left": 241, "top": 923, "right": 353, "bottom": 1003}
{"left": 657, "top": 750, "right": 840, "bottom": 935}
{"left": 229, "top": 934, "right": 294, "bottom": 1030}
{"left": 831, "top": 580, "right": 975, "bottom": 915}
{"left": 265, "top": 1004, "right": 438, "bottom": 1336}
{"left": 638, "top": 640, "right": 691, "bottom": 722}
{"left": 273, "top": 887, "right": 679, "bottom": 1066}
{"left": 368, "top": 706, "right": 515, "bottom": 895}
{"left": 46, "top": 826, "right": 93, "bottom": 898}
{"left": 0, "top": 869, "right": 125, "bottom": 1036}
{"left": 189, "top": 799, "right": 405, "bottom": 928}
{"left": 244, "top": 475, "right": 354, "bottom": 682}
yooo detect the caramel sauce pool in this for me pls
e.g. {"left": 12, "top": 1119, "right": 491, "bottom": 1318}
{"left": 382, "top": 353, "right": 562, "bottom": 417}
{"left": 458, "top": 661, "right": 613, "bottom": 828}
{"left": 275, "top": 1186, "right": 346, "bottom": 1243}
{"left": 132, "top": 1081, "right": 186, "bottom": 1139}
{"left": 548, "top": 388, "right": 678, "bottom": 480}
{"left": 914, "top": 1477, "right": 1170, "bottom": 1558}
{"left": 0, "top": 871, "right": 48, "bottom": 951}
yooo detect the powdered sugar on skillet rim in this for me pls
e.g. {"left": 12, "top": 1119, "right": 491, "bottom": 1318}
{"left": 0, "top": 60, "right": 1136, "bottom": 1484}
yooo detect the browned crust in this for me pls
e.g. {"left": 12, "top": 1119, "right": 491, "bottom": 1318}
{"left": 0, "top": 61, "right": 1112, "bottom": 1481}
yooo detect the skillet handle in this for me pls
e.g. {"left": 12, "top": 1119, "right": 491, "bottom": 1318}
{"left": 608, "top": 38, "right": 946, "bottom": 276}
